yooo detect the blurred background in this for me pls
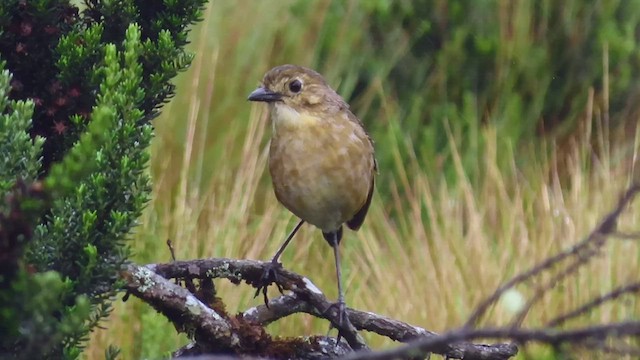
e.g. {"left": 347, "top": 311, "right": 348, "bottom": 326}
{"left": 87, "top": 1, "right": 640, "bottom": 358}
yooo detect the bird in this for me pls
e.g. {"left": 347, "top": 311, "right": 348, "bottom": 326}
{"left": 247, "top": 64, "right": 376, "bottom": 328}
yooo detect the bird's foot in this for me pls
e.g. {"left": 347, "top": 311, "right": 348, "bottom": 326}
{"left": 253, "top": 260, "right": 284, "bottom": 307}
{"left": 324, "top": 299, "right": 350, "bottom": 344}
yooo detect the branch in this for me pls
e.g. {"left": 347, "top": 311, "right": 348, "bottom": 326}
{"left": 148, "top": 258, "right": 368, "bottom": 351}
{"left": 243, "top": 293, "right": 517, "bottom": 359}
{"left": 122, "top": 264, "right": 239, "bottom": 352}
{"left": 343, "top": 322, "right": 640, "bottom": 360}
{"left": 546, "top": 282, "right": 640, "bottom": 327}
{"left": 122, "top": 264, "right": 352, "bottom": 358}
{"left": 126, "top": 259, "right": 517, "bottom": 359}
{"left": 509, "top": 250, "right": 598, "bottom": 328}
{"left": 465, "top": 184, "right": 640, "bottom": 328}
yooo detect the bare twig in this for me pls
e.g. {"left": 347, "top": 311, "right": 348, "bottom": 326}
{"left": 167, "top": 239, "right": 177, "bottom": 262}
{"left": 243, "top": 293, "right": 440, "bottom": 340}
{"left": 547, "top": 282, "right": 640, "bottom": 327}
{"left": 242, "top": 293, "right": 316, "bottom": 326}
{"left": 465, "top": 184, "right": 640, "bottom": 328}
{"left": 344, "top": 322, "right": 640, "bottom": 360}
{"left": 611, "top": 231, "right": 640, "bottom": 240}
{"left": 123, "top": 184, "right": 640, "bottom": 360}
{"left": 509, "top": 246, "right": 601, "bottom": 328}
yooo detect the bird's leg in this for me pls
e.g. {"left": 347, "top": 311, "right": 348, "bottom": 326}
{"left": 323, "top": 230, "right": 351, "bottom": 344}
{"left": 254, "top": 219, "right": 305, "bottom": 306}
{"left": 270, "top": 219, "right": 305, "bottom": 264}
{"left": 331, "top": 237, "right": 347, "bottom": 327}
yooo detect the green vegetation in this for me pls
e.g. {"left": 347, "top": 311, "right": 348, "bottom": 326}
{"left": 1, "top": 0, "right": 639, "bottom": 359}
{"left": 87, "top": 1, "right": 640, "bottom": 358}
{"left": 0, "top": 0, "right": 205, "bottom": 358}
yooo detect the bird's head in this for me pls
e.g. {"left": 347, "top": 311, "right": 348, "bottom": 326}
{"left": 248, "top": 64, "right": 345, "bottom": 117}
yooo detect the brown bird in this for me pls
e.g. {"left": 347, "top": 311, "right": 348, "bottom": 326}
{"left": 248, "top": 64, "right": 376, "bottom": 326}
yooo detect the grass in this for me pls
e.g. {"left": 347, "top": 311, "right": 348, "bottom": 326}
{"left": 86, "top": 1, "right": 640, "bottom": 359}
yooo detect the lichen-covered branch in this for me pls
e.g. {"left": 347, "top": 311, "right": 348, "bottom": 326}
{"left": 124, "top": 260, "right": 517, "bottom": 359}
{"left": 148, "top": 258, "right": 368, "bottom": 351}
{"left": 122, "top": 265, "right": 239, "bottom": 352}
{"left": 122, "top": 263, "right": 353, "bottom": 358}
{"left": 242, "top": 293, "right": 517, "bottom": 360}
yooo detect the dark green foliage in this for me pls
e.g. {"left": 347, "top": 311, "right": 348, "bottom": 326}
{"left": 0, "top": 0, "right": 82, "bottom": 170}
{"left": 0, "top": 0, "right": 202, "bottom": 172}
{"left": 1, "top": 268, "right": 92, "bottom": 360}
{"left": 34, "top": 26, "right": 150, "bottom": 311}
{"left": 0, "top": 64, "right": 44, "bottom": 195}
{"left": 82, "top": 0, "right": 202, "bottom": 120}
{"left": 0, "top": 63, "right": 84, "bottom": 359}
{"left": 0, "top": 0, "right": 207, "bottom": 358}
{"left": 314, "top": 1, "right": 640, "bottom": 185}
{"left": 0, "top": 61, "right": 45, "bottom": 287}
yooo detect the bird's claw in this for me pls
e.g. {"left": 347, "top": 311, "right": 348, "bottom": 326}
{"left": 324, "top": 300, "right": 349, "bottom": 344}
{"left": 254, "top": 261, "right": 284, "bottom": 307}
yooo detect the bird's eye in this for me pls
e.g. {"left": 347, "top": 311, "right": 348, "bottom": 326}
{"left": 289, "top": 79, "right": 302, "bottom": 93}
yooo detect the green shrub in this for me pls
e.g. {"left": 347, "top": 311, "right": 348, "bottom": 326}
{"left": 0, "top": 0, "right": 206, "bottom": 358}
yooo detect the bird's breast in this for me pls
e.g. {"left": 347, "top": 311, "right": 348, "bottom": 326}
{"left": 268, "top": 111, "right": 374, "bottom": 232}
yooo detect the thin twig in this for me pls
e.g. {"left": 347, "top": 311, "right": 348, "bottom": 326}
{"left": 547, "top": 282, "right": 640, "bottom": 327}
{"left": 344, "top": 321, "right": 640, "bottom": 360}
{"left": 509, "top": 244, "right": 601, "bottom": 328}
{"left": 611, "top": 231, "right": 640, "bottom": 240}
{"left": 465, "top": 184, "right": 640, "bottom": 328}
{"left": 167, "top": 239, "right": 177, "bottom": 262}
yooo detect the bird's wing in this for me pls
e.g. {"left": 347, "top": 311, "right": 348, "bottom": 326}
{"left": 346, "top": 175, "right": 375, "bottom": 231}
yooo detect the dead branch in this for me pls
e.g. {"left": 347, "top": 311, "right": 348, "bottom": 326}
{"left": 546, "top": 282, "right": 640, "bottom": 327}
{"left": 465, "top": 183, "right": 640, "bottom": 328}
{"left": 122, "top": 265, "right": 239, "bottom": 352}
{"left": 123, "top": 263, "right": 353, "bottom": 358}
{"left": 147, "top": 258, "right": 368, "bottom": 351}
{"left": 342, "top": 321, "right": 640, "bottom": 360}
{"left": 509, "top": 249, "right": 600, "bottom": 328}
{"left": 243, "top": 293, "right": 517, "bottom": 359}
{"left": 242, "top": 293, "right": 440, "bottom": 341}
{"left": 124, "top": 260, "right": 517, "bottom": 359}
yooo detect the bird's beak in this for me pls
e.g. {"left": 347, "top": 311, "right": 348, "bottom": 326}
{"left": 247, "top": 87, "right": 282, "bottom": 102}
